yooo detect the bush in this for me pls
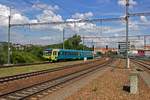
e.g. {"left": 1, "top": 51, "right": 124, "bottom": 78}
{"left": 0, "top": 45, "right": 7, "bottom": 65}
{"left": 11, "top": 51, "right": 41, "bottom": 64}
{"left": 0, "top": 52, "right": 7, "bottom": 65}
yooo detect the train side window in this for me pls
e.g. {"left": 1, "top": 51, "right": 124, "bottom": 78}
{"left": 78, "top": 52, "right": 80, "bottom": 56}
{"left": 62, "top": 52, "right": 64, "bottom": 55}
{"left": 66, "top": 52, "right": 68, "bottom": 55}
{"left": 63, "top": 52, "right": 65, "bottom": 55}
{"left": 73, "top": 52, "right": 75, "bottom": 56}
{"left": 68, "top": 52, "right": 70, "bottom": 55}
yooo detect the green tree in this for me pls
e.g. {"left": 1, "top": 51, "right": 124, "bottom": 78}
{"left": 45, "top": 34, "right": 91, "bottom": 50}
{"left": 25, "top": 46, "right": 43, "bottom": 58}
{"left": 64, "top": 34, "right": 91, "bottom": 50}
{"left": 45, "top": 43, "right": 63, "bottom": 49}
{"left": 63, "top": 34, "right": 80, "bottom": 49}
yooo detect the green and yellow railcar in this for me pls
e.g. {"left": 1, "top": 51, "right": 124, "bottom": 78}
{"left": 43, "top": 49, "right": 93, "bottom": 62}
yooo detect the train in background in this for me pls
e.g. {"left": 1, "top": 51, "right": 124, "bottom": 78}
{"left": 128, "top": 49, "right": 150, "bottom": 57}
{"left": 43, "top": 48, "right": 97, "bottom": 62}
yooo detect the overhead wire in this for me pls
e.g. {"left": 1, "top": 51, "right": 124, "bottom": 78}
{"left": 10, "top": 17, "right": 125, "bottom": 27}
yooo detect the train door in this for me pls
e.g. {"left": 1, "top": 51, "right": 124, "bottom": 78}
{"left": 51, "top": 50, "right": 58, "bottom": 61}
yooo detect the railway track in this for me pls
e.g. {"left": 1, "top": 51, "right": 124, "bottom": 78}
{"left": 0, "top": 62, "right": 50, "bottom": 68}
{"left": 0, "top": 58, "right": 112, "bottom": 100}
{"left": 0, "top": 60, "right": 82, "bottom": 69}
{"left": 131, "top": 59, "right": 150, "bottom": 72}
{"left": 0, "top": 59, "right": 98, "bottom": 83}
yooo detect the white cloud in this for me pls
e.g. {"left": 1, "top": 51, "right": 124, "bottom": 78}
{"left": 11, "top": 13, "right": 30, "bottom": 24}
{"left": 104, "top": 27, "right": 125, "bottom": 34}
{"left": 0, "top": 3, "right": 94, "bottom": 33}
{"left": 0, "top": 3, "right": 63, "bottom": 27}
{"left": 66, "top": 12, "right": 95, "bottom": 33}
{"left": 0, "top": 4, "right": 10, "bottom": 26}
{"left": 65, "top": 19, "right": 96, "bottom": 33}
{"left": 32, "top": 3, "right": 59, "bottom": 11}
{"left": 118, "top": 0, "right": 137, "bottom": 7}
{"left": 0, "top": 4, "right": 10, "bottom": 17}
{"left": 37, "top": 10, "right": 63, "bottom": 22}
{"left": 40, "top": 36, "right": 52, "bottom": 40}
{"left": 30, "top": 19, "right": 38, "bottom": 23}
{"left": 120, "top": 19, "right": 140, "bottom": 31}
{"left": 72, "top": 12, "right": 93, "bottom": 19}
{"left": 33, "top": 4, "right": 63, "bottom": 31}
{"left": 129, "top": 20, "right": 139, "bottom": 30}
{"left": 0, "top": 4, "right": 31, "bottom": 26}
{"left": 140, "top": 16, "right": 148, "bottom": 22}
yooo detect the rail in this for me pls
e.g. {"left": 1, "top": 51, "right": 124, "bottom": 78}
{"left": 0, "top": 59, "right": 100, "bottom": 83}
{"left": 0, "top": 58, "right": 112, "bottom": 100}
{"left": 131, "top": 59, "right": 150, "bottom": 71}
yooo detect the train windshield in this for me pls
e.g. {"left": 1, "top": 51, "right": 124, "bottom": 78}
{"left": 53, "top": 51, "right": 57, "bottom": 55}
{"left": 43, "top": 50, "right": 52, "bottom": 56}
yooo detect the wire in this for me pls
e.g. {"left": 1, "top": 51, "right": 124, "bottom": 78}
{"left": 10, "top": 17, "right": 125, "bottom": 27}
{"left": 81, "top": 35, "right": 150, "bottom": 39}
{"left": 129, "top": 12, "right": 150, "bottom": 16}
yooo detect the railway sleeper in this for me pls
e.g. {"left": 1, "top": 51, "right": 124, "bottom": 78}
{"left": 8, "top": 95, "right": 22, "bottom": 100}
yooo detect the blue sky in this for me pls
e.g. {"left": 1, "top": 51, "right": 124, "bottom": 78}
{"left": 0, "top": 0, "right": 149, "bottom": 19}
{"left": 0, "top": 0, "right": 149, "bottom": 47}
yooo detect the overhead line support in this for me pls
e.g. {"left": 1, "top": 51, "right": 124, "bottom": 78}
{"left": 10, "top": 17, "right": 125, "bottom": 27}
{"left": 125, "top": 0, "right": 129, "bottom": 69}
{"left": 129, "top": 12, "right": 150, "bottom": 16}
{"left": 7, "top": 7, "right": 11, "bottom": 65}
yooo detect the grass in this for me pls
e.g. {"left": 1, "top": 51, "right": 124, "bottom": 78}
{"left": 0, "top": 60, "right": 85, "bottom": 78}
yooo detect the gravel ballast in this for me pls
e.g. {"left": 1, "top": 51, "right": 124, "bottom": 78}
{"left": 66, "top": 59, "right": 150, "bottom": 100}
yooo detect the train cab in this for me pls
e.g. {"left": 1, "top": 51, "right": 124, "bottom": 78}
{"left": 43, "top": 48, "right": 52, "bottom": 60}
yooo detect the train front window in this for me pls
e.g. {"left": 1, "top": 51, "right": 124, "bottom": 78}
{"left": 53, "top": 51, "right": 57, "bottom": 55}
{"left": 43, "top": 50, "right": 52, "bottom": 56}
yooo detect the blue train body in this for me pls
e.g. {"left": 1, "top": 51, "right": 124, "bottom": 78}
{"left": 57, "top": 49, "right": 93, "bottom": 60}
{"left": 43, "top": 49, "right": 93, "bottom": 61}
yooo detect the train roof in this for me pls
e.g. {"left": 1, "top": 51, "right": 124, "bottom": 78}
{"left": 44, "top": 48, "right": 52, "bottom": 51}
{"left": 44, "top": 48, "right": 93, "bottom": 52}
{"left": 54, "top": 49, "right": 93, "bottom": 52}
{"left": 53, "top": 49, "right": 92, "bottom": 52}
